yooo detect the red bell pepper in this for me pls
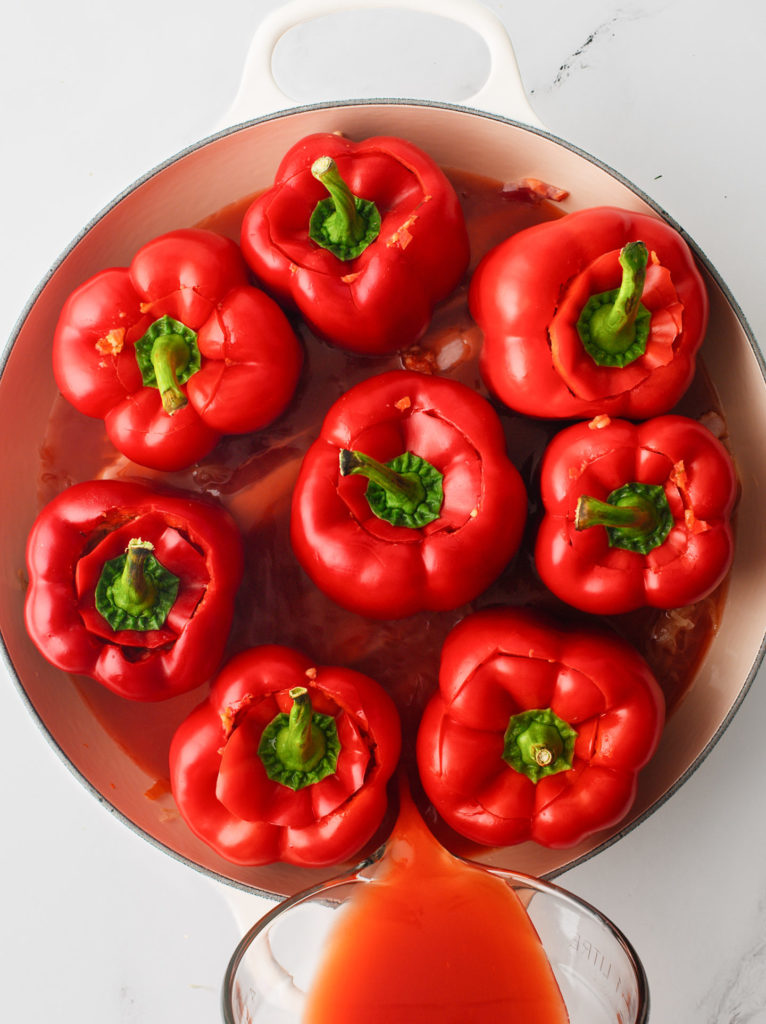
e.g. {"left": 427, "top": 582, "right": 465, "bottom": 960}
{"left": 169, "top": 644, "right": 401, "bottom": 866}
{"left": 24, "top": 479, "right": 243, "bottom": 701}
{"left": 469, "top": 206, "right": 708, "bottom": 419}
{"left": 416, "top": 606, "right": 665, "bottom": 848}
{"left": 53, "top": 228, "right": 303, "bottom": 471}
{"left": 289, "top": 370, "right": 527, "bottom": 620}
{"left": 240, "top": 133, "right": 470, "bottom": 355}
{"left": 534, "top": 414, "right": 737, "bottom": 615}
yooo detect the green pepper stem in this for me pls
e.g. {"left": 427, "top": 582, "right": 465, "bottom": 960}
{"left": 575, "top": 481, "right": 674, "bottom": 555}
{"left": 150, "top": 333, "right": 190, "bottom": 414}
{"left": 515, "top": 721, "right": 563, "bottom": 768}
{"left": 312, "top": 157, "right": 367, "bottom": 247}
{"left": 340, "top": 448, "right": 426, "bottom": 515}
{"left": 309, "top": 157, "right": 381, "bottom": 261}
{"left": 503, "top": 707, "right": 577, "bottom": 783}
{"left": 109, "top": 538, "right": 157, "bottom": 616}
{"left": 94, "top": 539, "right": 180, "bottom": 633}
{"left": 575, "top": 493, "right": 659, "bottom": 534}
{"left": 274, "top": 687, "right": 327, "bottom": 773}
{"left": 586, "top": 241, "right": 649, "bottom": 355}
{"left": 258, "top": 689, "right": 341, "bottom": 791}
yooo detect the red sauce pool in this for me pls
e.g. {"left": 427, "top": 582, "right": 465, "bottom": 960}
{"left": 36, "top": 169, "right": 727, "bottom": 848}
{"left": 303, "top": 781, "right": 570, "bottom": 1024}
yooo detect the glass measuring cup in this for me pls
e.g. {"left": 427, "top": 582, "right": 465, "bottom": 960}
{"left": 222, "top": 852, "right": 648, "bottom": 1023}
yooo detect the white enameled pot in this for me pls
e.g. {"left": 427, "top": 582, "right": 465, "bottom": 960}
{"left": 2, "top": 0, "right": 764, "bottom": 898}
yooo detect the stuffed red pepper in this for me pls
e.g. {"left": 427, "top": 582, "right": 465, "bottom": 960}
{"left": 240, "top": 133, "right": 470, "bottom": 355}
{"left": 289, "top": 370, "right": 527, "bottom": 620}
{"left": 169, "top": 644, "right": 401, "bottom": 866}
{"left": 24, "top": 479, "right": 243, "bottom": 700}
{"left": 53, "top": 228, "right": 302, "bottom": 471}
{"left": 469, "top": 206, "right": 708, "bottom": 419}
{"left": 534, "top": 414, "right": 737, "bottom": 614}
{"left": 416, "top": 606, "right": 665, "bottom": 848}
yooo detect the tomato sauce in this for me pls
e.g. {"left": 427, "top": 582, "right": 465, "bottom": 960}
{"left": 36, "top": 169, "right": 727, "bottom": 845}
{"left": 303, "top": 781, "right": 570, "bottom": 1024}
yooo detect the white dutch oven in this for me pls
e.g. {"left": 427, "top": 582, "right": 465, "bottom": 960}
{"left": 2, "top": 0, "right": 764, "bottom": 898}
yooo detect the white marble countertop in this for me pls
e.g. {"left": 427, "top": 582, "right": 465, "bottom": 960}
{"left": 2, "top": 1, "right": 765, "bottom": 1021}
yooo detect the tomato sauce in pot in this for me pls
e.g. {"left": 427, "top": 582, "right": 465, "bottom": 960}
{"left": 36, "top": 170, "right": 728, "bottom": 839}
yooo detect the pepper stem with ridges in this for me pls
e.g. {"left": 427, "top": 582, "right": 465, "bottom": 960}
{"left": 278, "top": 687, "right": 327, "bottom": 772}
{"left": 133, "top": 311, "right": 201, "bottom": 411}
{"left": 111, "top": 538, "right": 157, "bottom": 614}
{"left": 258, "top": 687, "right": 341, "bottom": 791}
{"left": 575, "top": 481, "right": 674, "bottom": 554}
{"left": 309, "top": 156, "right": 381, "bottom": 260}
{"left": 94, "top": 538, "right": 180, "bottom": 632}
{"left": 503, "top": 708, "right": 578, "bottom": 783}
{"left": 134, "top": 315, "right": 202, "bottom": 415}
{"left": 339, "top": 448, "right": 444, "bottom": 528}
{"left": 576, "top": 241, "right": 652, "bottom": 367}
{"left": 151, "top": 333, "right": 191, "bottom": 412}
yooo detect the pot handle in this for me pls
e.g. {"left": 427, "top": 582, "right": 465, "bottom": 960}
{"left": 219, "top": 0, "right": 543, "bottom": 128}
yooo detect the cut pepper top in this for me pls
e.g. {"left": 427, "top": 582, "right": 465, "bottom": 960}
{"left": 469, "top": 206, "right": 708, "bottom": 420}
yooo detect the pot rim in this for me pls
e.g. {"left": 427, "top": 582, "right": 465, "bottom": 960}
{"left": 3, "top": 95, "right": 764, "bottom": 895}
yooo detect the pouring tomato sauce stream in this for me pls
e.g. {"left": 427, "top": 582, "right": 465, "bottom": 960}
{"left": 303, "top": 777, "right": 569, "bottom": 1024}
